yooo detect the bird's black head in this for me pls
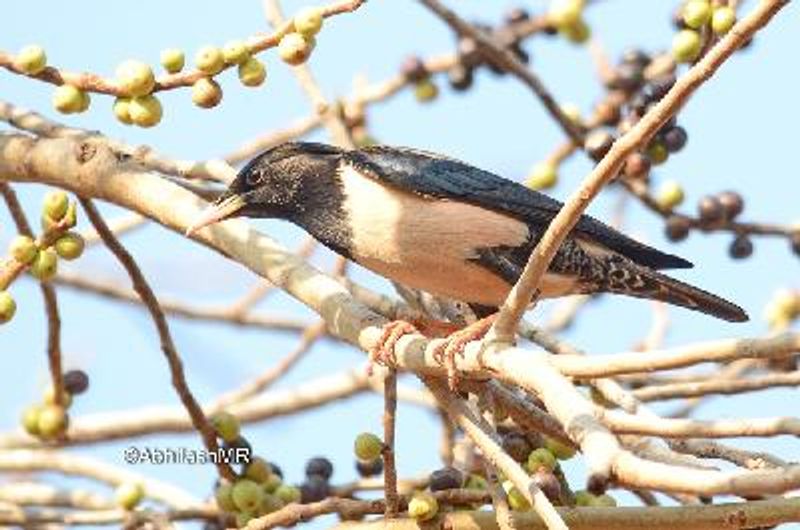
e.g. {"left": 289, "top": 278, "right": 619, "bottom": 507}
{"left": 186, "top": 142, "right": 344, "bottom": 235}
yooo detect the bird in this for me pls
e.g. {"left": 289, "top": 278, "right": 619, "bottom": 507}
{"left": 186, "top": 142, "right": 748, "bottom": 373}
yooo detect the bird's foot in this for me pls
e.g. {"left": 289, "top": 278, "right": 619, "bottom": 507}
{"left": 367, "top": 320, "right": 420, "bottom": 375}
{"left": 433, "top": 314, "right": 498, "bottom": 390}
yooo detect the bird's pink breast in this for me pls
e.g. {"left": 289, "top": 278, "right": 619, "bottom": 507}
{"left": 337, "top": 164, "right": 576, "bottom": 305}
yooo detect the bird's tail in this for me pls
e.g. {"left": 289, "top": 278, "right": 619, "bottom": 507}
{"left": 600, "top": 258, "right": 748, "bottom": 323}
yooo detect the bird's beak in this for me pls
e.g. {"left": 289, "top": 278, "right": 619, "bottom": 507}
{"left": 185, "top": 193, "right": 247, "bottom": 236}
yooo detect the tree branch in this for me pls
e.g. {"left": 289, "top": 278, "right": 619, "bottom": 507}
{"left": 0, "top": 450, "right": 198, "bottom": 508}
{"left": 2, "top": 112, "right": 800, "bottom": 497}
{"left": 547, "top": 332, "right": 800, "bottom": 378}
{"left": 0, "top": 370, "right": 374, "bottom": 449}
{"left": 418, "top": 0, "right": 584, "bottom": 145}
{"left": 0, "top": 182, "right": 64, "bottom": 407}
{"left": 634, "top": 369, "right": 800, "bottom": 401}
{"left": 79, "top": 198, "right": 235, "bottom": 481}
{"left": 486, "top": 0, "right": 790, "bottom": 343}
{"left": 0, "top": 0, "right": 368, "bottom": 96}
{"left": 0, "top": 100, "right": 235, "bottom": 183}
{"left": 334, "top": 498, "right": 800, "bottom": 530}
{"left": 51, "top": 269, "right": 310, "bottom": 333}
{"left": 244, "top": 490, "right": 490, "bottom": 530}
{"left": 382, "top": 368, "right": 400, "bottom": 518}
{"left": 598, "top": 408, "right": 800, "bottom": 439}
{"left": 424, "top": 377, "right": 568, "bottom": 530}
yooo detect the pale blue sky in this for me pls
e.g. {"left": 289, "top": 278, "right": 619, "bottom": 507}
{"left": 2, "top": 1, "right": 799, "bottom": 527}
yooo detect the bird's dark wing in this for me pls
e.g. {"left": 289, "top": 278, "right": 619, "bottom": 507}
{"left": 346, "top": 145, "right": 692, "bottom": 270}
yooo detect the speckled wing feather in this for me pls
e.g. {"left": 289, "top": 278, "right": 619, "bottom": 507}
{"left": 347, "top": 145, "right": 692, "bottom": 270}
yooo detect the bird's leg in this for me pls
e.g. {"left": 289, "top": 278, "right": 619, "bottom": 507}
{"left": 367, "top": 318, "right": 462, "bottom": 375}
{"left": 432, "top": 314, "right": 498, "bottom": 389}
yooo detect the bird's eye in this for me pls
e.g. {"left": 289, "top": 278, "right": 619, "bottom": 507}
{"left": 246, "top": 171, "right": 264, "bottom": 186}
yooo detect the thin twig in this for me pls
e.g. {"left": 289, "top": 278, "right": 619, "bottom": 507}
{"left": 40, "top": 286, "right": 64, "bottom": 405}
{"left": 0, "top": 370, "right": 424, "bottom": 449}
{"left": 209, "top": 320, "right": 327, "bottom": 412}
{"left": 542, "top": 295, "right": 593, "bottom": 333}
{"left": 636, "top": 367, "right": 800, "bottom": 402}
{"left": 81, "top": 212, "right": 147, "bottom": 245}
{"left": 480, "top": 394, "right": 517, "bottom": 530}
{"left": 486, "top": 381, "right": 576, "bottom": 450}
{"left": 224, "top": 115, "right": 322, "bottom": 165}
{"left": 332, "top": 476, "right": 428, "bottom": 498}
{"left": 52, "top": 270, "right": 310, "bottom": 333}
{"left": 0, "top": 182, "right": 64, "bottom": 407}
{"left": 424, "top": 377, "right": 568, "bottom": 530}
{"left": 668, "top": 439, "right": 787, "bottom": 470}
{"left": 598, "top": 408, "right": 800, "bottom": 439}
{"left": 79, "top": 198, "right": 235, "bottom": 481}
{"left": 0, "top": 449, "right": 198, "bottom": 508}
{"left": 0, "top": 101, "right": 235, "bottom": 183}
{"left": 0, "top": 482, "right": 112, "bottom": 510}
{"left": 226, "top": 236, "right": 317, "bottom": 317}
{"left": 244, "top": 490, "right": 490, "bottom": 530}
{"left": 0, "top": 0, "right": 367, "bottom": 96}
{"left": 622, "top": 177, "right": 796, "bottom": 240}
{"left": 665, "top": 358, "right": 756, "bottom": 418}
{"left": 0, "top": 506, "right": 221, "bottom": 526}
{"left": 486, "top": 0, "right": 790, "bottom": 343}
{"left": 438, "top": 408, "right": 456, "bottom": 466}
{"left": 525, "top": 324, "right": 788, "bottom": 475}
{"left": 547, "top": 332, "right": 800, "bottom": 378}
{"left": 334, "top": 499, "right": 800, "bottom": 530}
{"left": 263, "top": 0, "right": 356, "bottom": 150}
{"left": 484, "top": 462, "right": 517, "bottom": 530}
{"left": 418, "top": 0, "right": 584, "bottom": 145}
{"left": 382, "top": 368, "right": 399, "bottom": 518}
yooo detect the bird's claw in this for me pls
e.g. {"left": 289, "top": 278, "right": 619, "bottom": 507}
{"left": 367, "top": 320, "right": 419, "bottom": 375}
{"left": 432, "top": 315, "right": 498, "bottom": 390}
{"left": 433, "top": 336, "right": 470, "bottom": 390}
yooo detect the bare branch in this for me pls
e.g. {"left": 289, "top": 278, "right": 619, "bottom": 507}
{"left": 424, "top": 377, "right": 568, "bottom": 530}
{"left": 79, "top": 198, "right": 235, "bottom": 481}
{"left": 418, "top": 0, "right": 584, "bottom": 145}
{"left": 0, "top": 182, "right": 64, "bottom": 407}
{"left": 0, "top": 482, "right": 112, "bottom": 510}
{"left": 52, "top": 270, "right": 310, "bottom": 333}
{"left": 382, "top": 368, "right": 400, "bottom": 518}
{"left": 0, "top": 100, "right": 235, "bottom": 183}
{"left": 599, "top": 408, "right": 800, "bottom": 439}
{"left": 335, "top": 499, "right": 800, "bottom": 530}
{"left": 0, "top": 370, "right": 388, "bottom": 449}
{"left": 208, "top": 320, "right": 327, "bottom": 412}
{"left": 0, "top": 450, "right": 198, "bottom": 508}
{"left": 487, "top": 0, "right": 790, "bottom": 343}
{"left": 224, "top": 115, "right": 322, "bottom": 165}
{"left": 548, "top": 332, "right": 800, "bottom": 378}
{"left": 244, "top": 490, "right": 489, "bottom": 530}
{"left": 634, "top": 368, "right": 800, "bottom": 401}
